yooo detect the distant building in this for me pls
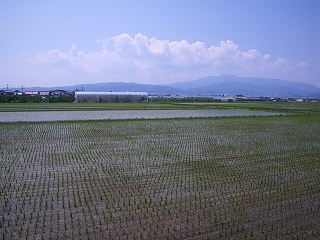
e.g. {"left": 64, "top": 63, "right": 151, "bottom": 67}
{"left": 49, "top": 89, "right": 71, "bottom": 96}
{"left": 25, "top": 91, "right": 40, "bottom": 96}
{"left": 75, "top": 91, "right": 149, "bottom": 103}
{"left": 0, "top": 90, "right": 15, "bottom": 95}
{"left": 39, "top": 91, "right": 50, "bottom": 96}
{"left": 219, "top": 97, "right": 236, "bottom": 102}
{"left": 14, "top": 90, "right": 23, "bottom": 95}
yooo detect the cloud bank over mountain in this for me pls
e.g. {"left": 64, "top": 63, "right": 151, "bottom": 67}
{"left": 33, "top": 33, "right": 309, "bottom": 86}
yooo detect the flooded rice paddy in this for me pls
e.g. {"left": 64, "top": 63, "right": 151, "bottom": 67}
{"left": 0, "top": 109, "right": 282, "bottom": 122}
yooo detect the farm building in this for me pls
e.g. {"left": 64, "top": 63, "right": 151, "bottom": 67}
{"left": 75, "top": 91, "right": 149, "bottom": 103}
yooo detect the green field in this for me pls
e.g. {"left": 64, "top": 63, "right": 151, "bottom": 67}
{"left": 0, "top": 101, "right": 319, "bottom": 114}
{"left": 1, "top": 111, "right": 320, "bottom": 239}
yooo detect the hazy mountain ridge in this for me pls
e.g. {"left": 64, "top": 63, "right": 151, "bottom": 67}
{"left": 13, "top": 75, "right": 320, "bottom": 98}
{"left": 21, "top": 82, "right": 180, "bottom": 95}
{"left": 166, "top": 75, "right": 320, "bottom": 97}
{"left": 65, "top": 82, "right": 179, "bottom": 95}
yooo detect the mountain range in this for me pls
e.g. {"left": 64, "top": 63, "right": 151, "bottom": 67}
{"left": 166, "top": 75, "right": 320, "bottom": 97}
{"left": 20, "top": 75, "right": 320, "bottom": 98}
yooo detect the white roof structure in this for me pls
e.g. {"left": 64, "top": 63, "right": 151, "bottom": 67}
{"left": 74, "top": 91, "right": 149, "bottom": 103}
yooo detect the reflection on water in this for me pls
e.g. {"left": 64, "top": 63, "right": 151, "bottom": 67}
{"left": 0, "top": 109, "right": 282, "bottom": 122}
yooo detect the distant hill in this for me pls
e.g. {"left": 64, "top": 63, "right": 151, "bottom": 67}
{"left": 13, "top": 75, "right": 320, "bottom": 98}
{"left": 166, "top": 75, "right": 320, "bottom": 97}
{"left": 21, "top": 82, "right": 181, "bottom": 95}
{"left": 62, "top": 82, "right": 180, "bottom": 95}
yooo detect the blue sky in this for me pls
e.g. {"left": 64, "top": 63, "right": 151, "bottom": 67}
{"left": 1, "top": 0, "right": 319, "bottom": 88}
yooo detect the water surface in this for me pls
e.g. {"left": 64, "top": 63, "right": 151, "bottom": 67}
{"left": 0, "top": 109, "right": 282, "bottom": 122}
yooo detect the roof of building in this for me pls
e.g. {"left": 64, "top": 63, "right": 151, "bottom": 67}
{"left": 25, "top": 91, "right": 40, "bottom": 95}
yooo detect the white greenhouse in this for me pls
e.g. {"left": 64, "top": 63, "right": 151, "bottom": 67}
{"left": 74, "top": 91, "right": 149, "bottom": 103}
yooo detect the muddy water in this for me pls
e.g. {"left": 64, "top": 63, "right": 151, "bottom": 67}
{"left": 0, "top": 109, "right": 283, "bottom": 122}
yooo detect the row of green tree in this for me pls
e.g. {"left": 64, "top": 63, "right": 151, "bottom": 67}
{"left": 0, "top": 94, "right": 75, "bottom": 103}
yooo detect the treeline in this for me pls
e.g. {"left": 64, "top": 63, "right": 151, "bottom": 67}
{"left": 0, "top": 94, "right": 75, "bottom": 103}
{"left": 150, "top": 97, "right": 227, "bottom": 103}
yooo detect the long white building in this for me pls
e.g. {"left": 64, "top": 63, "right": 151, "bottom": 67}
{"left": 74, "top": 91, "right": 149, "bottom": 103}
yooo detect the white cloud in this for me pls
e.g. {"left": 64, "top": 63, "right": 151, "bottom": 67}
{"left": 33, "top": 33, "right": 299, "bottom": 84}
{"left": 296, "top": 61, "right": 308, "bottom": 74}
{"left": 272, "top": 58, "right": 293, "bottom": 72}
{"left": 263, "top": 54, "right": 271, "bottom": 60}
{"left": 241, "top": 49, "right": 261, "bottom": 60}
{"left": 297, "top": 61, "right": 308, "bottom": 67}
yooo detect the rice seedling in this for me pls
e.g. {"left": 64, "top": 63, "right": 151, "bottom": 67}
{"left": 0, "top": 115, "right": 319, "bottom": 239}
